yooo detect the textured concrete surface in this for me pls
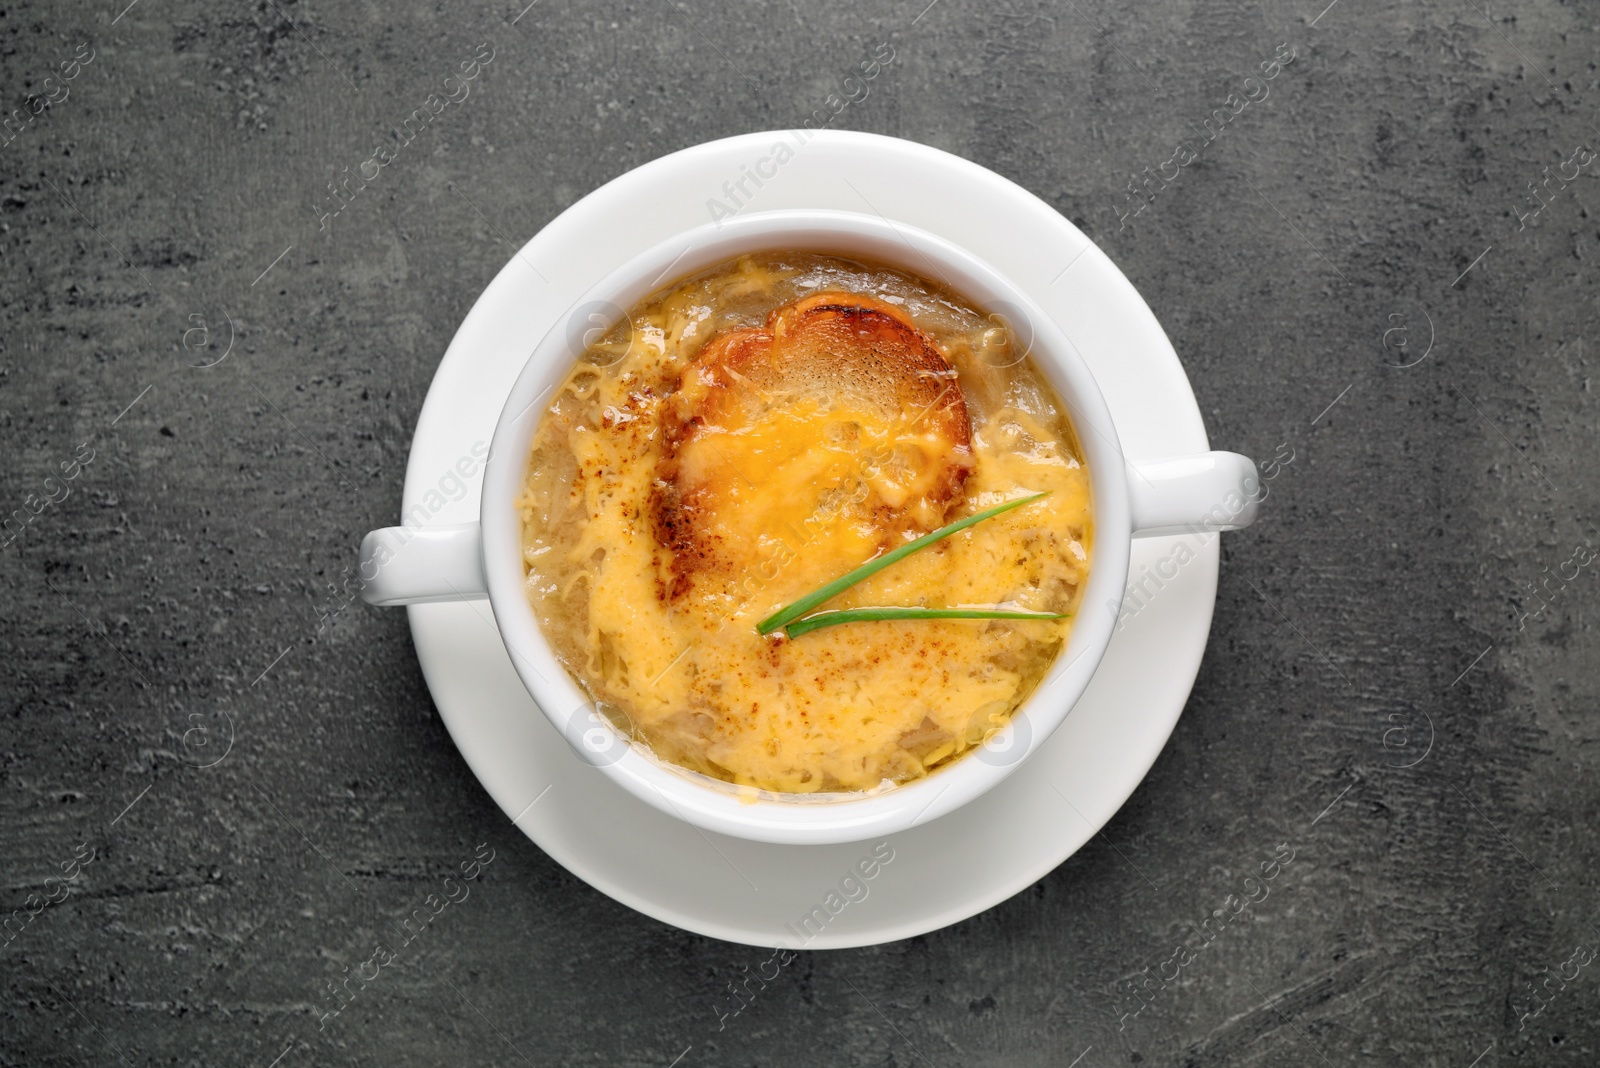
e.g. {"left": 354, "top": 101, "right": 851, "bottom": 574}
{"left": 3, "top": 0, "right": 1599, "bottom": 1065}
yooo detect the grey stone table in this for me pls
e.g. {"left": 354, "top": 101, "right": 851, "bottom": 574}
{"left": 4, "top": 1, "right": 1597, "bottom": 1065}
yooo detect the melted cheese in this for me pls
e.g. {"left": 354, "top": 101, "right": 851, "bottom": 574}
{"left": 669, "top": 397, "right": 971, "bottom": 595}
{"left": 518, "top": 254, "right": 1092, "bottom": 795}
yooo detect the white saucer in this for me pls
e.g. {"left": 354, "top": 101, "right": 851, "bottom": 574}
{"left": 402, "top": 131, "right": 1219, "bottom": 948}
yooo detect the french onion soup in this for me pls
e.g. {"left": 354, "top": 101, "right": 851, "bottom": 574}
{"left": 517, "top": 253, "right": 1091, "bottom": 795}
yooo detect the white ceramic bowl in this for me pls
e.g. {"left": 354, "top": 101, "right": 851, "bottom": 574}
{"left": 360, "top": 208, "right": 1257, "bottom": 845}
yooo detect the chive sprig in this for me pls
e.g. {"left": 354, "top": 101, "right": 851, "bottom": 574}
{"left": 782, "top": 606, "right": 1068, "bottom": 639}
{"left": 757, "top": 491, "right": 1062, "bottom": 639}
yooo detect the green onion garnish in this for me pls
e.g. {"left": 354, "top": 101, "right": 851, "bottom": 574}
{"left": 783, "top": 607, "right": 1069, "bottom": 640}
{"left": 756, "top": 491, "right": 1050, "bottom": 635}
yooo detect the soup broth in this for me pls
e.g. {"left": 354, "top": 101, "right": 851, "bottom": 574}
{"left": 518, "top": 252, "right": 1092, "bottom": 794}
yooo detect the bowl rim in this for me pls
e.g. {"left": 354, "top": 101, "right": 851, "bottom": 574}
{"left": 478, "top": 208, "right": 1133, "bottom": 845}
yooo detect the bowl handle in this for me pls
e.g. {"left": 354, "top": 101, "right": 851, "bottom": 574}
{"left": 358, "top": 522, "right": 488, "bottom": 605}
{"left": 1126, "top": 453, "right": 1260, "bottom": 538}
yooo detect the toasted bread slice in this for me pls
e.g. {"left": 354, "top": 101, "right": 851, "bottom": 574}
{"left": 656, "top": 292, "right": 973, "bottom": 603}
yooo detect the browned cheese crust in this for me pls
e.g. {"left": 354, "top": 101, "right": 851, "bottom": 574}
{"left": 655, "top": 291, "right": 974, "bottom": 600}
